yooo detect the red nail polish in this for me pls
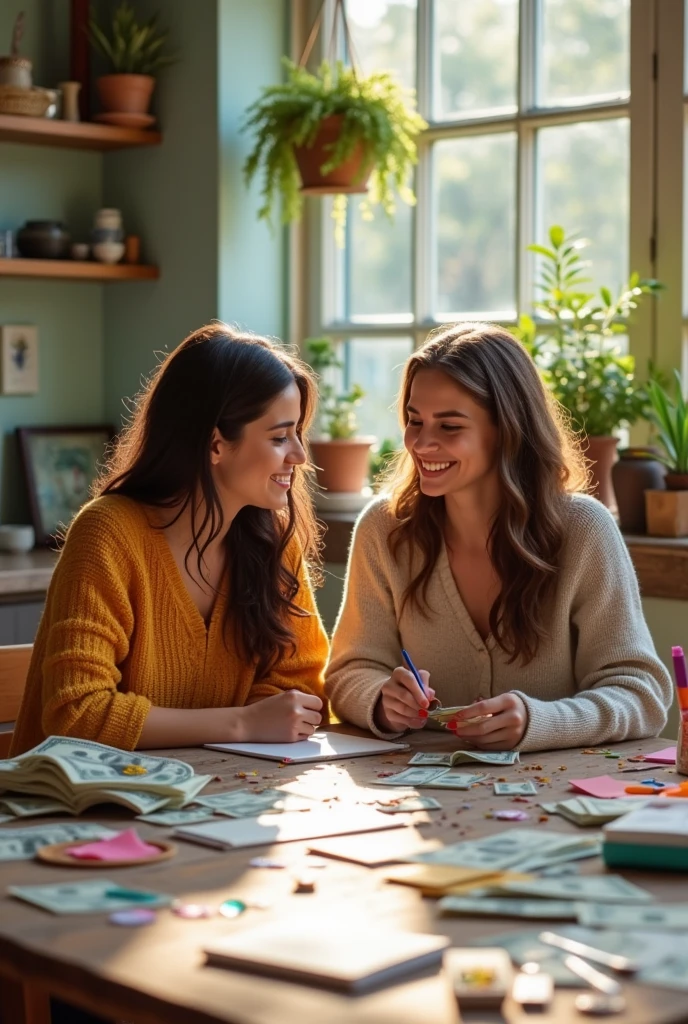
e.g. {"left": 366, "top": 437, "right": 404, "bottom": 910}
{"left": 418, "top": 709, "right": 428, "bottom": 719}
{"left": 447, "top": 719, "right": 458, "bottom": 729}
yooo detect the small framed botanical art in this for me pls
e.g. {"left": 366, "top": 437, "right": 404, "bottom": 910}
{"left": 1, "top": 324, "right": 39, "bottom": 395}
{"left": 17, "top": 425, "right": 115, "bottom": 545}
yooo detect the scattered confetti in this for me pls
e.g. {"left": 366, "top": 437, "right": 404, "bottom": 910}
{"left": 558, "top": 766, "right": 567, "bottom": 771}
{"left": 604, "top": 752, "right": 621, "bottom": 759}
{"left": 249, "top": 857, "right": 286, "bottom": 869}
{"left": 219, "top": 899, "right": 246, "bottom": 919}
{"left": 491, "top": 809, "right": 529, "bottom": 822}
{"left": 172, "top": 902, "right": 216, "bottom": 919}
{"left": 109, "top": 908, "right": 155, "bottom": 926}
{"left": 538, "top": 814, "right": 549, "bottom": 822}
{"left": 212, "top": 775, "right": 222, "bottom": 782}
{"left": 235, "top": 772, "right": 247, "bottom": 779}
{"left": 122, "top": 765, "right": 147, "bottom": 776}
{"left": 293, "top": 874, "right": 316, "bottom": 894}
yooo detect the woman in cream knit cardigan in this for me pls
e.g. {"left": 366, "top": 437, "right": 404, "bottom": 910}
{"left": 326, "top": 323, "right": 672, "bottom": 752}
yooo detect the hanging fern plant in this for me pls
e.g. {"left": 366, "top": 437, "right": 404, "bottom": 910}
{"left": 242, "top": 59, "right": 426, "bottom": 243}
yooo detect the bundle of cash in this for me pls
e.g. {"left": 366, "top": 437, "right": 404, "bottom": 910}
{"left": 0, "top": 822, "right": 116, "bottom": 861}
{"left": 409, "top": 750, "right": 520, "bottom": 767}
{"left": 0, "top": 736, "right": 211, "bottom": 816}
{"left": 404, "top": 828, "right": 602, "bottom": 873}
{"left": 539, "top": 797, "right": 650, "bottom": 827}
{"left": 480, "top": 874, "right": 653, "bottom": 904}
{"left": 426, "top": 705, "right": 493, "bottom": 726}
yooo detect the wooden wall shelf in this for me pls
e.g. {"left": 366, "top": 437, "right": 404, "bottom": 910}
{"left": 0, "top": 259, "right": 159, "bottom": 282}
{"left": 0, "top": 114, "right": 162, "bottom": 151}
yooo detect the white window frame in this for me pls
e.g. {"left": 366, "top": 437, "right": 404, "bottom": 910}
{"left": 288, "top": 0, "right": 685, "bottom": 402}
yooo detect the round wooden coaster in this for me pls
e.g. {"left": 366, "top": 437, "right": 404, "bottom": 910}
{"left": 36, "top": 839, "right": 177, "bottom": 867}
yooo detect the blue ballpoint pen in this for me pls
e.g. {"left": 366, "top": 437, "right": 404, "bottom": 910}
{"left": 401, "top": 649, "right": 428, "bottom": 700}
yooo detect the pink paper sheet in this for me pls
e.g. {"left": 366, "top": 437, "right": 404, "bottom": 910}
{"left": 67, "top": 828, "right": 160, "bottom": 861}
{"left": 638, "top": 746, "right": 677, "bottom": 765}
{"left": 568, "top": 775, "right": 629, "bottom": 798}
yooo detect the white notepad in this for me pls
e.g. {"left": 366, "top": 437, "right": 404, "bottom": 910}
{"left": 174, "top": 807, "right": 407, "bottom": 850}
{"left": 204, "top": 921, "right": 449, "bottom": 993}
{"left": 204, "top": 730, "right": 409, "bottom": 763}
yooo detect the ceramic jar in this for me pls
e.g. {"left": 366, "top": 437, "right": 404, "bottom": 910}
{"left": 16, "top": 220, "right": 70, "bottom": 259}
{"left": 94, "top": 209, "right": 123, "bottom": 232}
{"left": 611, "top": 447, "right": 666, "bottom": 534}
{"left": 0, "top": 56, "right": 32, "bottom": 89}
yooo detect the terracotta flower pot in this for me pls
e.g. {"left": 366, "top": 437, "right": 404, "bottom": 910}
{"left": 294, "top": 115, "right": 373, "bottom": 193}
{"left": 665, "top": 473, "right": 688, "bottom": 491}
{"left": 96, "top": 74, "right": 155, "bottom": 115}
{"left": 310, "top": 438, "right": 376, "bottom": 494}
{"left": 611, "top": 447, "right": 666, "bottom": 534}
{"left": 585, "top": 435, "right": 619, "bottom": 512}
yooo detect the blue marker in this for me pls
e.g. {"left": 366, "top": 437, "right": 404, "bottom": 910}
{"left": 401, "top": 649, "right": 428, "bottom": 701}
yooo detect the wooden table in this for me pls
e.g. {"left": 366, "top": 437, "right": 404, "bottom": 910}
{"left": 1, "top": 733, "right": 687, "bottom": 1024}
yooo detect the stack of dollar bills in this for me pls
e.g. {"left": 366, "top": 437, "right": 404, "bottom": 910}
{"left": 0, "top": 736, "right": 211, "bottom": 817}
{"left": 540, "top": 796, "right": 651, "bottom": 827}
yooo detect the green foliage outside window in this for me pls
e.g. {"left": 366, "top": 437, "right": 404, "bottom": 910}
{"left": 514, "top": 225, "right": 662, "bottom": 437}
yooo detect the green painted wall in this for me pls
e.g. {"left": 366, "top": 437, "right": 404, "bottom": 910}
{"left": 0, "top": 2, "right": 103, "bottom": 522}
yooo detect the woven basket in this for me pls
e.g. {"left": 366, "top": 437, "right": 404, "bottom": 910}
{"left": 0, "top": 85, "right": 51, "bottom": 117}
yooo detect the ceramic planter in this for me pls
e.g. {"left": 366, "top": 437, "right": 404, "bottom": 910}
{"left": 294, "top": 115, "right": 373, "bottom": 193}
{"left": 96, "top": 74, "right": 155, "bottom": 115}
{"left": 646, "top": 489, "right": 688, "bottom": 538}
{"left": 585, "top": 435, "right": 619, "bottom": 511}
{"left": 611, "top": 448, "right": 666, "bottom": 534}
{"left": 665, "top": 473, "right": 688, "bottom": 491}
{"left": 310, "top": 437, "right": 376, "bottom": 494}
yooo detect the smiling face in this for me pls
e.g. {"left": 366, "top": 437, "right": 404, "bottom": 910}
{"left": 210, "top": 380, "right": 306, "bottom": 514}
{"left": 404, "top": 367, "right": 500, "bottom": 500}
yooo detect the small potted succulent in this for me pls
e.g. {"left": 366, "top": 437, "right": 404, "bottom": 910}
{"left": 88, "top": 1, "right": 177, "bottom": 125}
{"left": 645, "top": 372, "right": 688, "bottom": 537}
{"left": 515, "top": 225, "right": 662, "bottom": 510}
{"left": 305, "top": 336, "right": 375, "bottom": 495}
{"left": 243, "top": 59, "right": 426, "bottom": 243}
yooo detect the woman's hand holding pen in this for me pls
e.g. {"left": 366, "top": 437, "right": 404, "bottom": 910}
{"left": 374, "top": 666, "right": 435, "bottom": 733}
{"left": 447, "top": 692, "right": 527, "bottom": 750}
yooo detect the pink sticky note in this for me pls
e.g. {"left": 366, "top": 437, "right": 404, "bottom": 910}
{"left": 639, "top": 746, "right": 677, "bottom": 765}
{"left": 67, "top": 829, "right": 160, "bottom": 861}
{"left": 568, "top": 775, "right": 628, "bottom": 799}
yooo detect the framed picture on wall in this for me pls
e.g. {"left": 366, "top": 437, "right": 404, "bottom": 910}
{"left": 1, "top": 325, "right": 39, "bottom": 395}
{"left": 17, "top": 425, "right": 115, "bottom": 545}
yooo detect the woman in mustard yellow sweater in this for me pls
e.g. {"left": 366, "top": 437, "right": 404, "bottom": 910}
{"left": 11, "top": 324, "right": 329, "bottom": 755}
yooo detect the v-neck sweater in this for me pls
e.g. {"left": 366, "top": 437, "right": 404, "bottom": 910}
{"left": 325, "top": 495, "right": 672, "bottom": 752}
{"left": 10, "top": 496, "right": 329, "bottom": 754}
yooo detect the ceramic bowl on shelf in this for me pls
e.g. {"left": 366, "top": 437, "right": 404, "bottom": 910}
{"left": 0, "top": 524, "right": 35, "bottom": 553}
{"left": 16, "top": 220, "right": 70, "bottom": 259}
{"left": 71, "top": 242, "right": 90, "bottom": 260}
{"left": 92, "top": 241, "right": 125, "bottom": 264}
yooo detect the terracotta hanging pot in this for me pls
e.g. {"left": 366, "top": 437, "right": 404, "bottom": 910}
{"left": 585, "top": 435, "right": 619, "bottom": 512}
{"left": 310, "top": 437, "right": 376, "bottom": 493}
{"left": 294, "top": 115, "right": 373, "bottom": 194}
{"left": 611, "top": 447, "right": 666, "bottom": 534}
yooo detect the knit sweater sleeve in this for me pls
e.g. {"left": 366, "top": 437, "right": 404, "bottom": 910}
{"left": 325, "top": 500, "right": 404, "bottom": 738}
{"left": 512, "top": 496, "right": 673, "bottom": 753}
{"left": 245, "top": 540, "right": 330, "bottom": 714}
{"left": 40, "top": 502, "right": 151, "bottom": 750}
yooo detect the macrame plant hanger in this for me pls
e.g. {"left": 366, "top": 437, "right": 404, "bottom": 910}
{"left": 295, "top": 0, "right": 370, "bottom": 204}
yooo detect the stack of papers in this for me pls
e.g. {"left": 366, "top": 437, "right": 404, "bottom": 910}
{"left": 0, "top": 737, "right": 211, "bottom": 816}
{"left": 540, "top": 797, "right": 650, "bottom": 826}
{"left": 603, "top": 799, "right": 688, "bottom": 870}
{"left": 403, "top": 828, "right": 602, "bottom": 873}
{"left": 409, "top": 750, "right": 520, "bottom": 767}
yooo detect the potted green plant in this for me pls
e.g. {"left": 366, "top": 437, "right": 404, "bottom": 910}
{"left": 515, "top": 225, "right": 662, "bottom": 509}
{"left": 645, "top": 372, "right": 688, "bottom": 536}
{"left": 88, "top": 1, "right": 176, "bottom": 125}
{"left": 243, "top": 59, "right": 426, "bottom": 243}
{"left": 305, "top": 336, "right": 375, "bottom": 495}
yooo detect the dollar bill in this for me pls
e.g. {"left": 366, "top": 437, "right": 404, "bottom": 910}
{"left": 405, "top": 829, "right": 602, "bottom": 872}
{"left": 0, "top": 814, "right": 13, "bottom": 824}
{"left": 486, "top": 875, "right": 653, "bottom": 904}
{"left": 494, "top": 781, "right": 538, "bottom": 796}
{"left": 409, "top": 750, "right": 519, "bottom": 767}
{"left": 0, "top": 823, "right": 116, "bottom": 861}
{"left": 369, "top": 767, "right": 452, "bottom": 787}
{"left": 137, "top": 808, "right": 216, "bottom": 826}
{"left": 0, "top": 796, "right": 70, "bottom": 817}
{"left": 553, "top": 797, "right": 650, "bottom": 827}
{"left": 9, "top": 879, "right": 172, "bottom": 915}
{"left": 439, "top": 895, "right": 579, "bottom": 920}
{"left": 426, "top": 706, "right": 492, "bottom": 725}
{"left": 195, "top": 788, "right": 313, "bottom": 817}
{"left": 417, "top": 772, "right": 486, "bottom": 790}
{"left": 376, "top": 796, "right": 441, "bottom": 813}
{"left": 577, "top": 903, "right": 688, "bottom": 930}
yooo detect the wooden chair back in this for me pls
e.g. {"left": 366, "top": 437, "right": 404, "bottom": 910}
{"left": 0, "top": 644, "right": 33, "bottom": 758}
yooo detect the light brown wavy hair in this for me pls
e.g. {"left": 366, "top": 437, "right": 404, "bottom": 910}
{"left": 386, "top": 322, "right": 590, "bottom": 665}
{"left": 95, "top": 323, "right": 322, "bottom": 680}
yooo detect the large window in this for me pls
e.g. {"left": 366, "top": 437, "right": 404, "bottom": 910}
{"left": 303, "top": 0, "right": 687, "bottom": 445}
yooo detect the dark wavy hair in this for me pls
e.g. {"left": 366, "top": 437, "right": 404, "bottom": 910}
{"left": 95, "top": 322, "right": 321, "bottom": 680}
{"left": 387, "top": 322, "right": 590, "bottom": 664}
